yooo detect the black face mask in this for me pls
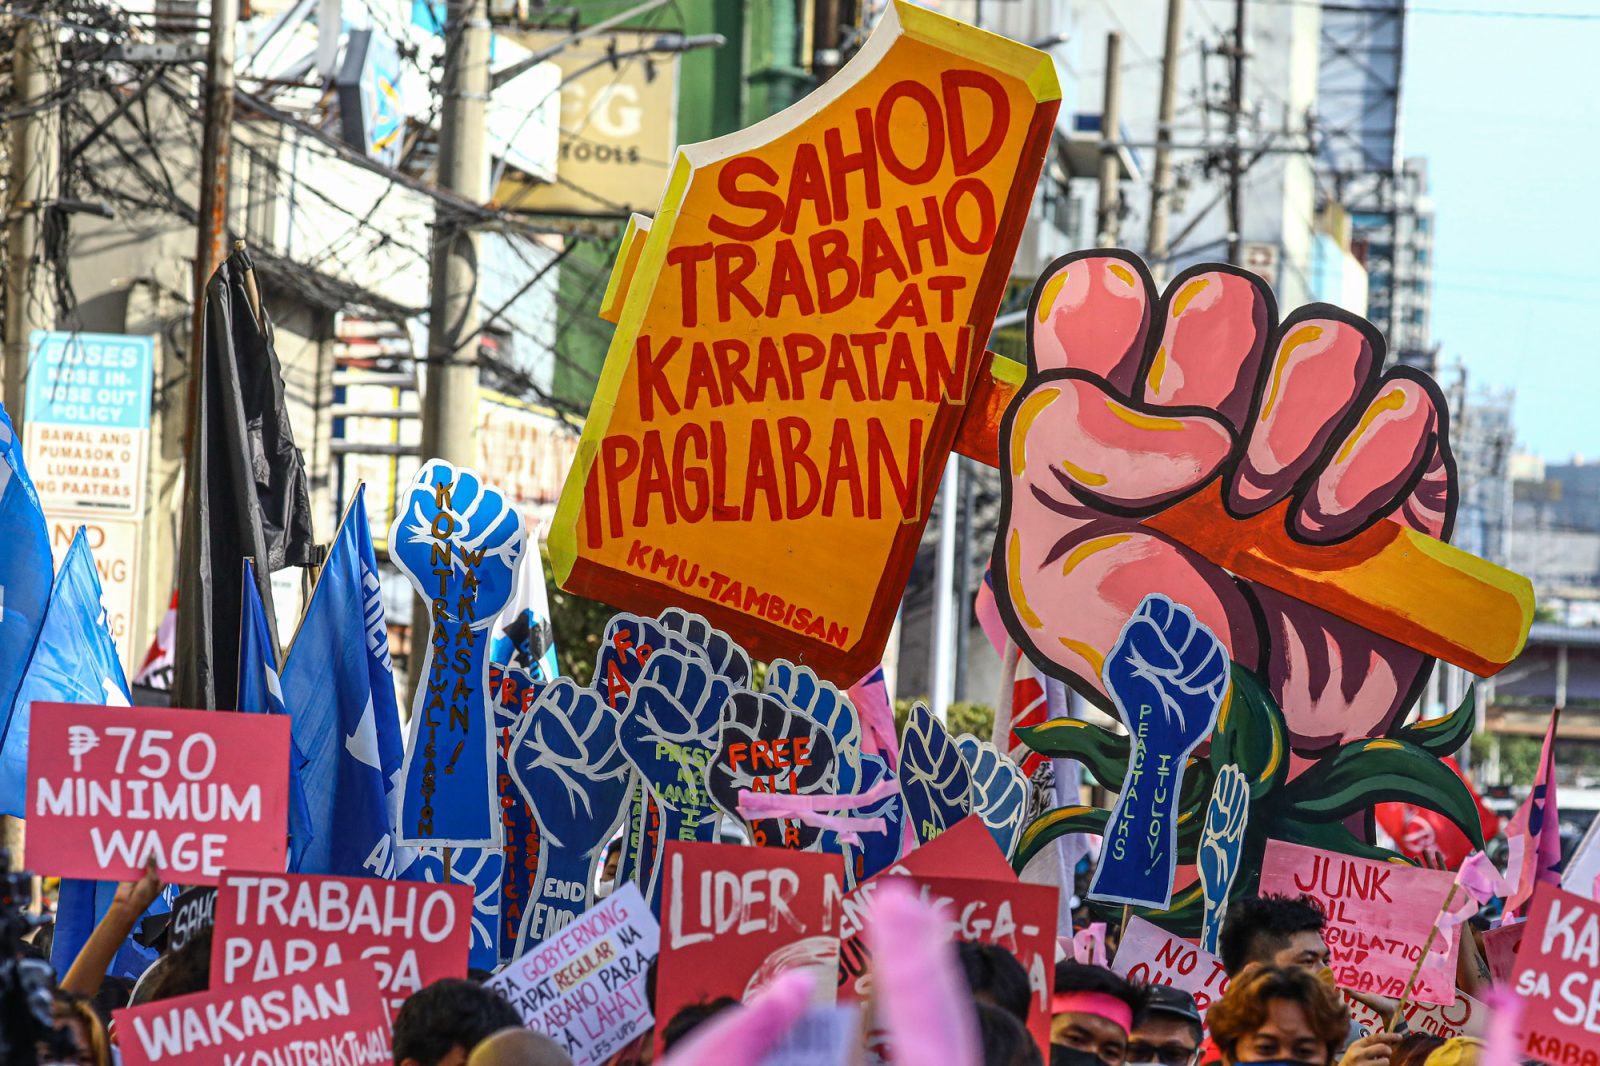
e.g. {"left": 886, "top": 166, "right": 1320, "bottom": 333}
{"left": 1052, "top": 1044, "right": 1117, "bottom": 1066}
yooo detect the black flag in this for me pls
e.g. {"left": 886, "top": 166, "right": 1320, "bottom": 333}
{"left": 173, "top": 246, "right": 315, "bottom": 710}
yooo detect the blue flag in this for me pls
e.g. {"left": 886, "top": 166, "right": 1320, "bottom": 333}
{"left": 0, "top": 522, "right": 163, "bottom": 977}
{"left": 51, "top": 879, "right": 173, "bottom": 981}
{"left": 0, "top": 529, "right": 130, "bottom": 815}
{"left": 0, "top": 405, "right": 53, "bottom": 798}
{"left": 281, "top": 486, "right": 409, "bottom": 877}
{"left": 239, "top": 559, "right": 314, "bottom": 872}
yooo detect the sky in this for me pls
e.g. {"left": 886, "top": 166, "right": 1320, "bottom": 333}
{"left": 1402, "top": 2, "right": 1600, "bottom": 462}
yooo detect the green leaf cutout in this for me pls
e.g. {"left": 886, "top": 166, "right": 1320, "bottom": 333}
{"left": 1208, "top": 664, "right": 1290, "bottom": 799}
{"left": 1017, "top": 718, "right": 1131, "bottom": 790}
{"left": 1392, "top": 684, "right": 1477, "bottom": 758}
{"left": 1280, "top": 738, "right": 1487, "bottom": 849}
{"left": 1012, "top": 804, "right": 1110, "bottom": 873}
{"left": 1267, "top": 813, "right": 1413, "bottom": 866}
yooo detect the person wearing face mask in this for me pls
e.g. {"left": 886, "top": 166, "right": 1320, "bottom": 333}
{"left": 1128, "top": 986, "right": 1203, "bottom": 1066}
{"left": 1205, "top": 964, "right": 1349, "bottom": 1066}
{"left": 1050, "top": 962, "right": 1142, "bottom": 1066}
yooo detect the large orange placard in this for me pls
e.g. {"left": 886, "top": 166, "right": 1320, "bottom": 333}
{"left": 549, "top": 2, "right": 1059, "bottom": 682}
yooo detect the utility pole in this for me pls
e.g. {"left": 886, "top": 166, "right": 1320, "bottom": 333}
{"left": 3, "top": 12, "right": 60, "bottom": 429}
{"left": 929, "top": 454, "right": 959, "bottom": 722}
{"left": 1, "top": 3, "right": 59, "bottom": 877}
{"left": 1095, "top": 33, "right": 1123, "bottom": 248}
{"left": 1146, "top": 0, "right": 1184, "bottom": 284}
{"left": 421, "top": 0, "right": 491, "bottom": 468}
{"left": 812, "top": 0, "right": 844, "bottom": 82}
{"left": 191, "top": 0, "right": 239, "bottom": 372}
{"left": 1226, "top": 0, "right": 1246, "bottom": 264}
{"left": 952, "top": 457, "right": 975, "bottom": 704}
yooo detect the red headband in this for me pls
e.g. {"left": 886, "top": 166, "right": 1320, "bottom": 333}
{"left": 1051, "top": 991, "right": 1134, "bottom": 1034}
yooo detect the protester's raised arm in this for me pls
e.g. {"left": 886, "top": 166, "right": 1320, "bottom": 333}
{"left": 58, "top": 860, "right": 162, "bottom": 997}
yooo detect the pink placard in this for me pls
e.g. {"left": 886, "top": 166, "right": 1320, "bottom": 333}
{"left": 25, "top": 703, "right": 290, "bottom": 884}
{"left": 1481, "top": 920, "right": 1526, "bottom": 987}
{"left": 1258, "top": 839, "right": 1460, "bottom": 1005}
{"left": 1507, "top": 883, "right": 1600, "bottom": 1066}
{"left": 115, "top": 962, "right": 391, "bottom": 1065}
{"left": 1112, "top": 916, "right": 1230, "bottom": 1017}
{"left": 211, "top": 871, "right": 472, "bottom": 1016}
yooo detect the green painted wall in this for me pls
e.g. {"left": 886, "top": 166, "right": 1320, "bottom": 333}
{"left": 550, "top": 0, "right": 812, "bottom": 413}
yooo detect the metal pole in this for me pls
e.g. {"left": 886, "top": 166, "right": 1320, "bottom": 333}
{"left": 421, "top": 0, "right": 491, "bottom": 469}
{"left": 929, "top": 456, "right": 959, "bottom": 722}
{"left": 3, "top": 13, "right": 60, "bottom": 428}
{"left": 952, "top": 458, "right": 975, "bottom": 704}
{"left": 1226, "top": 0, "right": 1246, "bottom": 264}
{"left": 812, "top": 0, "right": 844, "bottom": 82}
{"left": 316, "top": 0, "right": 342, "bottom": 78}
{"left": 1095, "top": 33, "right": 1123, "bottom": 248}
{"left": 191, "top": 0, "right": 239, "bottom": 373}
{"left": 1147, "top": 0, "right": 1184, "bottom": 283}
{"left": 0, "top": 7, "right": 58, "bottom": 877}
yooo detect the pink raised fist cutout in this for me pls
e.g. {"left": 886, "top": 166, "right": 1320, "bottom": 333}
{"left": 993, "top": 250, "right": 1458, "bottom": 753}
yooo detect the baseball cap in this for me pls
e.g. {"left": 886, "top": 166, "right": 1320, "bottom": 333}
{"left": 1140, "top": 985, "right": 1203, "bottom": 1027}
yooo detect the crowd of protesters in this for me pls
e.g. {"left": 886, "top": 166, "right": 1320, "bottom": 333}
{"left": 18, "top": 879, "right": 1498, "bottom": 1066}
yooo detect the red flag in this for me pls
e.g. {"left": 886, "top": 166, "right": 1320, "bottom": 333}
{"left": 132, "top": 590, "right": 177, "bottom": 691}
{"left": 1376, "top": 757, "right": 1500, "bottom": 868}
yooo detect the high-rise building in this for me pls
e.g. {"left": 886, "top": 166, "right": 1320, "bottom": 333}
{"left": 1445, "top": 365, "right": 1515, "bottom": 567}
{"left": 1351, "top": 157, "right": 1438, "bottom": 370}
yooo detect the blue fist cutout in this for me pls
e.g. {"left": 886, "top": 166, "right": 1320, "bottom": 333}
{"left": 708, "top": 691, "right": 838, "bottom": 851}
{"left": 898, "top": 703, "right": 973, "bottom": 847}
{"left": 389, "top": 459, "right": 526, "bottom": 847}
{"left": 1089, "top": 593, "right": 1229, "bottom": 909}
{"left": 595, "top": 612, "right": 670, "bottom": 713}
{"left": 618, "top": 649, "right": 733, "bottom": 903}
{"left": 1198, "top": 763, "right": 1250, "bottom": 954}
{"left": 765, "top": 660, "right": 862, "bottom": 795}
{"left": 658, "top": 607, "right": 752, "bottom": 688}
{"left": 414, "top": 846, "right": 505, "bottom": 972}
{"left": 489, "top": 664, "right": 543, "bottom": 962}
{"left": 830, "top": 753, "right": 905, "bottom": 886}
{"left": 595, "top": 612, "right": 669, "bottom": 889}
{"left": 506, "top": 678, "right": 633, "bottom": 952}
{"left": 956, "top": 736, "right": 1028, "bottom": 861}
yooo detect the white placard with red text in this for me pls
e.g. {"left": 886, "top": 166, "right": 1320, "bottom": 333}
{"left": 489, "top": 883, "right": 660, "bottom": 1066}
{"left": 1112, "top": 916, "right": 1230, "bottom": 1017}
{"left": 1344, "top": 991, "right": 1486, "bottom": 1039}
{"left": 26, "top": 703, "right": 290, "bottom": 884}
